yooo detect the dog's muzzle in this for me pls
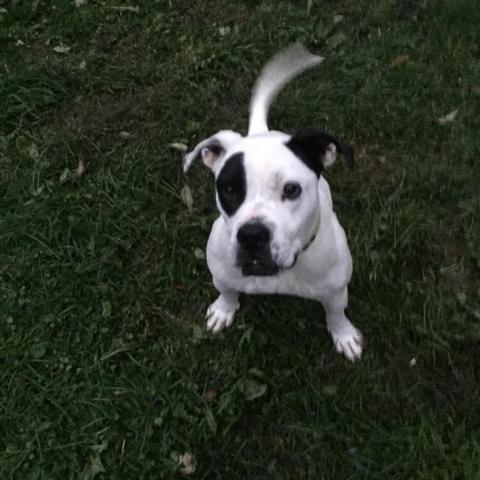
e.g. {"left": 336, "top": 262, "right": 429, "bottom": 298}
{"left": 236, "top": 222, "right": 279, "bottom": 276}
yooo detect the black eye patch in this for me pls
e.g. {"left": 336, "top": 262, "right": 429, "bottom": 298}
{"left": 216, "top": 152, "right": 246, "bottom": 216}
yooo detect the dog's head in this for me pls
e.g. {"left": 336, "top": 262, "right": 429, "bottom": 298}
{"left": 184, "top": 128, "right": 354, "bottom": 276}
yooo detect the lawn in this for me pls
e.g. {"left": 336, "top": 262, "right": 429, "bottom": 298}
{"left": 1, "top": 0, "right": 479, "bottom": 478}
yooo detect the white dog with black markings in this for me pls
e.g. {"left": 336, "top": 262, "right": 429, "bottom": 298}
{"left": 184, "top": 43, "right": 363, "bottom": 361}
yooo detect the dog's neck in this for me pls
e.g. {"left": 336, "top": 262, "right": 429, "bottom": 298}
{"left": 301, "top": 211, "right": 321, "bottom": 253}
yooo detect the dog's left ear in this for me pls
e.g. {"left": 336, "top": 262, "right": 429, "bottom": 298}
{"left": 286, "top": 128, "right": 354, "bottom": 177}
{"left": 183, "top": 130, "right": 242, "bottom": 173}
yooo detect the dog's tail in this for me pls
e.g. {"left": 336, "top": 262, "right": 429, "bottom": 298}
{"left": 248, "top": 43, "right": 324, "bottom": 136}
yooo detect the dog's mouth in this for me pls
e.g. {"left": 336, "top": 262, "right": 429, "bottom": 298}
{"left": 237, "top": 246, "right": 280, "bottom": 277}
{"left": 241, "top": 260, "right": 280, "bottom": 277}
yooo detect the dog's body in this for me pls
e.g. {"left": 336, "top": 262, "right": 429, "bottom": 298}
{"left": 184, "top": 44, "right": 363, "bottom": 361}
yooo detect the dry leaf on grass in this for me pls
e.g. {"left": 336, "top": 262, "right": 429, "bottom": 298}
{"left": 59, "top": 168, "right": 70, "bottom": 182}
{"left": 106, "top": 6, "right": 140, "bottom": 14}
{"left": 438, "top": 109, "right": 458, "bottom": 125}
{"left": 333, "top": 14, "right": 344, "bottom": 24}
{"left": 75, "top": 158, "right": 86, "bottom": 178}
{"left": 181, "top": 185, "right": 193, "bottom": 211}
{"left": 179, "top": 453, "right": 195, "bottom": 475}
{"left": 218, "top": 26, "right": 231, "bottom": 36}
{"left": 204, "top": 389, "right": 218, "bottom": 401}
{"left": 168, "top": 142, "right": 188, "bottom": 152}
{"left": 74, "top": 0, "right": 88, "bottom": 7}
{"left": 389, "top": 54, "right": 410, "bottom": 68}
{"left": 53, "top": 45, "right": 71, "bottom": 54}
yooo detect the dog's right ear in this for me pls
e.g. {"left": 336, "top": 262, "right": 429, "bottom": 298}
{"left": 286, "top": 128, "right": 354, "bottom": 177}
{"left": 183, "top": 130, "right": 242, "bottom": 173}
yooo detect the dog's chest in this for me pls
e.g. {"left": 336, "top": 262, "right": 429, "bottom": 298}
{"left": 234, "top": 269, "right": 316, "bottom": 298}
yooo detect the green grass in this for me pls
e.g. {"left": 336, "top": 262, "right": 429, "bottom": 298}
{"left": 1, "top": 0, "right": 480, "bottom": 478}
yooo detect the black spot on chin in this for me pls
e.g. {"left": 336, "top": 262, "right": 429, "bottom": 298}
{"left": 216, "top": 152, "right": 246, "bottom": 216}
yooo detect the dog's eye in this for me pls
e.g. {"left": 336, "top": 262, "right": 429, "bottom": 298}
{"left": 282, "top": 182, "right": 302, "bottom": 200}
{"left": 224, "top": 185, "right": 234, "bottom": 195}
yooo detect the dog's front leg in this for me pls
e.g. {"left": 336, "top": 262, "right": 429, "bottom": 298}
{"left": 206, "top": 280, "right": 239, "bottom": 333}
{"left": 319, "top": 287, "right": 363, "bottom": 362}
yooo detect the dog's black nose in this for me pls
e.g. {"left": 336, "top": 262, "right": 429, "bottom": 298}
{"left": 237, "top": 222, "right": 270, "bottom": 250}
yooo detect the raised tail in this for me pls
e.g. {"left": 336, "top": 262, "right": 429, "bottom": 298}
{"left": 248, "top": 43, "right": 324, "bottom": 136}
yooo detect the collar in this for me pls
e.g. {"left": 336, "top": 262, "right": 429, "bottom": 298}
{"left": 278, "top": 214, "right": 322, "bottom": 272}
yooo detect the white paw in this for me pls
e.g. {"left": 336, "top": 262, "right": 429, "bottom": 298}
{"left": 331, "top": 328, "right": 363, "bottom": 362}
{"left": 206, "top": 302, "right": 237, "bottom": 333}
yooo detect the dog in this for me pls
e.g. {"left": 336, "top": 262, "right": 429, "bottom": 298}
{"left": 183, "top": 43, "right": 363, "bottom": 361}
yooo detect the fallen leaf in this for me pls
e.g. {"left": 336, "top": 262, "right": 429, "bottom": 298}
{"left": 333, "top": 14, "right": 344, "bottom": 24}
{"left": 237, "top": 378, "right": 267, "bottom": 401}
{"left": 59, "top": 168, "right": 71, "bottom": 182}
{"left": 74, "top": 0, "right": 88, "bottom": 6}
{"left": 16, "top": 39, "right": 25, "bottom": 46}
{"left": 178, "top": 453, "right": 195, "bottom": 476}
{"left": 53, "top": 45, "right": 71, "bottom": 54}
{"left": 389, "top": 54, "right": 410, "bottom": 68}
{"left": 204, "top": 389, "right": 218, "bottom": 401}
{"left": 181, "top": 185, "right": 193, "bottom": 211}
{"left": 75, "top": 158, "right": 86, "bottom": 178}
{"left": 322, "top": 385, "right": 338, "bottom": 396}
{"left": 438, "top": 109, "right": 458, "bottom": 125}
{"left": 194, "top": 248, "right": 205, "bottom": 259}
{"left": 31, "top": 343, "right": 47, "bottom": 359}
{"left": 118, "top": 131, "right": 131, "bottom": 139}
{"left": 32, "top": 185, "right": 44, "bottom": 197}
{"left": 24, "top": 142, "right": 40, "bottom": 161}
{"left": 218, "top": 26, "right": 231, "bottom": 36}
{"left": 409, "top": 358, "right": 417, "bottom": 367}
{"left": 101, "top": 300, "right": 112, "bottom": 318}
{"left": 79, "top": 60, "right": 87, "bottom": 69}
{"left": 169, "top": 142, "right": 188, "bottom": 152}
{"left": 106, "top": 5, "right": 140, "bottom": 14}
{"left": 36, "top": 421, "right": 53, "bottom": 432}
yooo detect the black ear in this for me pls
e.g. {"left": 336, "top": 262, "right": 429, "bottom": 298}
{"left": 285, "top": 128, "right": 355, "bottom": 177}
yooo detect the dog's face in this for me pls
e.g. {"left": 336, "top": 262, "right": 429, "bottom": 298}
{"left": 185, "top": 128, "right": 354, "bottom": 276}
{"left": 214, "top": 133, "right": 320, "bottom": 275}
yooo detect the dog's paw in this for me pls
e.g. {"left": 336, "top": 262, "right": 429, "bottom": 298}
{"left": 206, "top": 302, "right": 237, "bottom": 333}
{"left": 331, "top": 328, "right": 363, "bottom": 362}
